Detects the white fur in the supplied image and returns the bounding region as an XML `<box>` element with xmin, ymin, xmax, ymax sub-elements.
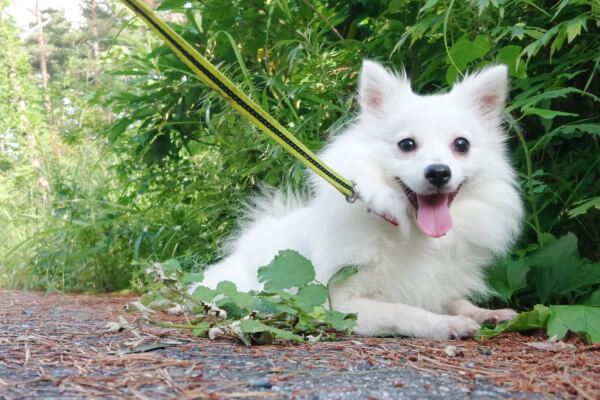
<box><xmin>196</xmin><ymin>61</ymin><xmax>523</xmax><ymax>339</ymax></box>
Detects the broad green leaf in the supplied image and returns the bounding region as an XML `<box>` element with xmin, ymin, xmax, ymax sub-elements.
<box><xmin>547</xmin><ymin>305</ymin><xmax>600</xmax><ymax>343</ymax></box>
<box><xmin>108</xmin><ymin>118</ymin><xmax>133</xmax><ymax>142</ymax></box>
<box><xmin>161</xmin><ymin>259</ymin><xmax>182</xmax><ymax>277</ymax></box>
<box><xmin>529</xmin><ymin>260</ymin><xmax>600</xmax><ymax>303</ymax></box>
<box><xmin>187</xmin><ymin>141</ymin><xmax>204</xmax><ymax>156</ymax></box>
<box><xmin>258</xmin><ymin>250</ymin><xmax>316</xmax><ymax>291</ymax></box>
<box><xmin>496</xmin><ymin>45</ymin><xmax>527</xmax><ymax>78</ymax></box>
<box><xmin>388</xmin><ymin>0</ymin><xmax>405</xmax><ymax>12</ymax></box>
<box><xmin>141</xmin><ymin>292</ymin><xmax>163</xmax><ymax>307</ymax></box>
<box><xmin>328</xmin><ymin>265</ymin><xmax>359</xmax><ymax>287</ymax></box>
<box><xmin>215</xmin><ymin>281</ymin><xmax>254</xmax><ymax>310</ymax></box>
<box><xmin>580</xmin><ymin>290</ymin><xmax>600</xmax><ymax>306</ymax></box>
<box><xmin>321</xmin><ymin>310</ymin><xmax>357</xmax><ymax>332</ymax></box>
<box><xmin>239</xmin><ymin>320</ymin><xmax>304</xmax><ymax>342</ymax></box>
<box><xmin>487</xmin><ymin>259</ymin><xmax>530</xmax><ymax>302</ymax></box>
<box><xmin>525</xmin><ymin>234</ymin><xmax>600</xmax><ymax>303</ymax></box>
<box><xmin>192</xmin><ymin>285</ymin><xmax>217</xmax><ymax>303</ymax></box>
<box><xmin>528</xmin><ymin>233</ymin><xmax>580</xmax><ymax>269</ymax></box>
<box><xmin>295</xmin><ymin>284</ymin><xmax>328</xmax><ymax>311</ymax></box>
<box><xmin>477</xmin><ymin>304</ymin><xmax>550</xmax><ymax>339</ymax></box>
<box><xmin>446</xmin><ymin>35</ymin><xmax>491</xmax><ymax>84</ymax></box>
<box><xmin>183</xmin><ymin>272</ymin><xmax>204</xmax><ymax>285</ymax></box>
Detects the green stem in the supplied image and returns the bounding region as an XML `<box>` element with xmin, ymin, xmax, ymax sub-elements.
<box><xmin>508</xmin><ymin>115</ymin><xmax>542</xmax><ymax>243</ymax></box>
<box><xmin>443</xmin><ymin>0</ymin><xmax>463</xmax><ymax>79</ymax></box>
<box><xmin>148</xmin><ymin>318</ymin><xmax>197</xmax><ymax>330</ymax></box>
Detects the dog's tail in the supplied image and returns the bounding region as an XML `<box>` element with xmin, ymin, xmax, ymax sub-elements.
<box><xmin>242</xmin><ymin>185</ymin><xmax>308</xmax><ymax>220</ymax></box>
<box><xmin>218</xmin><ymin>185</ymin><xmax>308</xmax><ymax>255</ymax></box>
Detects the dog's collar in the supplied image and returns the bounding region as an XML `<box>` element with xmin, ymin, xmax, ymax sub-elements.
<box><xmin>368</xmin><ymin>209</ymin><xmax>399</xmax><ymax>226</ymax></box>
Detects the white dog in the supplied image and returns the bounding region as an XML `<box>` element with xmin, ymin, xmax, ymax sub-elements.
<box><xmin>196</xmin><ymin>61</ymin><xmax>523</xmax><ymax>339</ymax></box>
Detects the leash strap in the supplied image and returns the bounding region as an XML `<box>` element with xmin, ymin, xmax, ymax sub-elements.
<box><xmin>120</xmin><ymin>0</ymin><xmax>358</xmax><ymax>201</ymax></box>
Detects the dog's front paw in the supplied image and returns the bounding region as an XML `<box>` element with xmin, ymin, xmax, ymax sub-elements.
<box><xmin>474</xmin><ymin>308</ymin><xmax>517</xmax><ymax>325</ymax></box>
<box><xmin>432</xmin><ymin>315</ymin><xmax>480</xmax><ymax>340</ymax></box>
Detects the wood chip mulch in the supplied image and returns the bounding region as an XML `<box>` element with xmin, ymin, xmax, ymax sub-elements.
<box><xmin>0</xmin><ymin>289</ymin><xmax>598</xmax><ymax>399</ymax></box>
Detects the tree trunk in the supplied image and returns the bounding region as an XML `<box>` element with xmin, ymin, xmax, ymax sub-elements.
<box><xmin>4</xmin><ymin>38</ymin><xmax>50</xmax><ymax>206</ymax></box>
<box><xmin>90</xmin><ymin>0</ymin><xmax>100</xmax><ymax>80</ymax></box>
<box><xmin>35</xmin><ymin>0</ymin><xmax>51</xmax><ymax>115</ymax></box>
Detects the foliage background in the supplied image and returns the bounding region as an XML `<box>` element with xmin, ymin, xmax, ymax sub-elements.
<box><xmin>0</xmin><ymin>0</ymin><xmax>598</xmax><ymax>312</ymax></box>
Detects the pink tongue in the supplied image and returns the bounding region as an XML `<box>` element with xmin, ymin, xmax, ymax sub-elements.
<box><xmin>416</xmin><ymin>194</ymin><xmax>452</xmax><ymax>238</ymax></box>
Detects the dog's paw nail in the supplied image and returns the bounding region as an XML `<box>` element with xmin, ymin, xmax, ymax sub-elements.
<box><xmin>480</xmin><ymin>308</ymin><xmax>517</xmax><ymax>325</ymax></box>
<box><xmin>436</xmin><ymin>316</ymin><xmax>480</xmax><ymax>340</ymax></box>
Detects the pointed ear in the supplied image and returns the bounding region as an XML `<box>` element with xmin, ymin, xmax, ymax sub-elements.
<box><xmin>453</xmin><ymin>65</ymin><xmax>508</xmax><ymax>119</ymax></box>
<box><xmin>359</xmin><ymin>60</ymin><xmax>406</xmax><ymax>116</ymax></box>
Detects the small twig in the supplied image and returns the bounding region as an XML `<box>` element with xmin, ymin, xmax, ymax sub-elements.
<box><xmin>562</xmin><ymin>379</ymin><xmax>596</xmax><ymax>400</ymax></box>
<box><xmin>301</xmin><ymin>0</ymin><xmax>344</xmax><ymax>41</ymax></box>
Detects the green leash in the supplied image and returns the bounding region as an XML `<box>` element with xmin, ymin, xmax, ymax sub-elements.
<box><xmin>120</xmin><ymin>0</ymin><xmax>358</xmax><ymax>202</ymax></box>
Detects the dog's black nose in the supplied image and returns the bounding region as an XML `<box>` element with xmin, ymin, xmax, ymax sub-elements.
<box><xmin>425</xmin><ymin>164</ymin><xmax>451</xmax><ymax>187</ymax></box>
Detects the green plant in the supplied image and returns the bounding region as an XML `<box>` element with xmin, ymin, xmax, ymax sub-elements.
<box><xmin>139</xmin><ymin>250</ymin><xmax>356</xmax><ymax>345</ymax></box>
<box><xmin>1</xmin><ymin>0</ymin><xmax>598</xmax><ymax>343</ymax></box>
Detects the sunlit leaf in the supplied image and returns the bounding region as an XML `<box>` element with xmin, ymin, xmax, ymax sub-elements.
<box><xmin>258</xmin><ymin>250</ymin><xmax>315</xmax><ymax>291</ymax></box>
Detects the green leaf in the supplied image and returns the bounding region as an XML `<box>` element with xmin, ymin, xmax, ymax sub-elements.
<box><xmin>161</xmin><ymin>259</ymin><xmax>182</xmax><ymax>277</ymax></box>
<box><xmin>321</xmin><ymin>310</ymin><xmax>357</xmax><ymax>332</ymax></box>
<box><xmin>508</xmin><ymin>87</ymin><xmax>582</xmax><ymax>113</ymax></box>
<box><xmin>108</xmin><ymin>118</ymin><xmax>133</xmax><ymax>142</ymax></box>
<box><xmin>387</xmin><ymin>0</ymin><xmax>405</xmax><ymax>12</ymax></box>
<box><xmin>579</xmin><ymin>290</ymin><xmax>600</xmax><ymax>306</ymax></box>
<box><xmin>547</xmin><ymin>305</ymin><xmax>600</xmax><ymax>343</ymax></box>
<box><xmin>529</xmin><ymin>261</ymin><xmax>600</xmax><ymax>303</ymax></box>
<box><xmin>258</xmin><ymin>250</ymin><xmax>316</xmax><ymax>291</ymax></box>
<box><xmin>496</xmin><ymin>45</ymin><xmax>527</xmax><ymax>78</ymax></box>
<box><xmin>157</xmin><ymin>0</ymin><xmax>190</xmax><ymax>11</ymax></box>
<box><xmin>328</xmin><ymin>265</ymin><xmax>359</xmax><ymax>287</ymax></box>
<box><xmin>295</xmin><ymin>284</ymin><xmax>328</xmax><ymax>311</ymax></box>
<box><xmin>478</xmin><ymin>305</ymin><xmax>600</xmax><ymax>344</ymax></box>
<box><xmin>446</xmin><ymin>35</ymin><xmax>491</xmax><ymax>84</ymax></box>
<box><xmin>419</xmin><ymin>0</ymin><xmax>440</xmax><ymax>13</ymax></box>
<box><xmin>141</xmin><ymin>292</ymin><xmax>163</xmax><ymax>307</ymax></box>
<box><xmin>239</xmin><ymin>320</ymin><xmax>304</xmax><ymax>342</ymax></box>
<box><xmin>215</xmin><ymin>281</ymin><xmax>254</xmax><ymax>310</ymax></box>
<box><xmin>568</xmin><ymin>197</ymin><xmax>600</xmax><ymax>218</ymax></box>
<box><xmin>183</xmin><ymin>272</ymin><xmax>204</xmax><ymax>285</ymax></box>
<box><xmin>191</xmin><ymin>285</ymin><xmax>217</xmax><ymax>303</ymax></box>
<box><xmin>525</xmin><ymin>234</ymin><xmax>600</xmax><ymax>303</ymax></box>
<box><xmin>522</xmin><ymin>107</ymin><xmax>578</xmax><ymax>119</ymax></box>
<box><xmin>527</xmin><ymin>233</ymin><xmax>580</xmax><ymax>269</ymax></box>
<box><xmin>487</xmin><ymin>259</ymin><xmax>530</xmax><ymax>302</ymax></box>
<box><xmin>477</xmin><ymin>304</ymin><xmax>550</xmax><ymax>339</ymax></box>
<box><xmin>474</xmin><ymin>0</ymin><xmax>491</xmax><ymax>14</ymax></box>
<box><xmin>191</xmin><ymin>322</ymin><xmax>210</xmax><ymax>337</ymax></box>
<box><xmin>565</xmin><ymin>16</ymin><xmax>587</xmax><ymax>43</ymax></box>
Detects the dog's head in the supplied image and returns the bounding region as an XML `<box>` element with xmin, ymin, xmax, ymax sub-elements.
<box><xmin>357</xmin><ymin>60</ymin><xmax>510</xmax><ymax>238</ymax></box>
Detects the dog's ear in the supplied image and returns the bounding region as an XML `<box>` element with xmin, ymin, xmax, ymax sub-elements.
<box><xmin>453</xmin><ymin>65</ymin><xmax>508</xmax><ymax>120</ymax></box>
<box><xmin>359</xmin><ymin>60</ymin><xmax>407</xmax><ymax>116</ymax></box>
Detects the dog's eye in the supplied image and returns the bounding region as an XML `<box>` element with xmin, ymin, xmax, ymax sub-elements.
<box><xmin>398</xmin><ymin>138</ymin><xmax>416</xmax><ymax>152</ymax></box>
<box><xmin>453</xmin><ymin>137</ymin><xmax>470</xmax><ymax>154</ymax></box>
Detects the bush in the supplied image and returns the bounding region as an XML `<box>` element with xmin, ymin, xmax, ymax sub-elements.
<box><xmin>2</xmin><ymin>0</ymin><xmax>598</xmax><ymax>307</ymax></box>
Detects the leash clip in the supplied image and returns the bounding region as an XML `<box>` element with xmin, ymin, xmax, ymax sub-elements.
<box><xmin>345</xmin><ymin>181</ymin><xmax>360</xmax><ymax>203</ymax></box>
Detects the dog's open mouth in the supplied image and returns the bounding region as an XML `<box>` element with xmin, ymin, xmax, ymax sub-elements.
<box><xmin>397</xmin><ymin>179</ymin><xmax>459</xmax><ymax>238</ymax></box>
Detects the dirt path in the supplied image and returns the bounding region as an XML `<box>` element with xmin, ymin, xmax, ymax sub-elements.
<box><xmin>0</xmin><ymin>289</ymin><xmax>598</xmax><ymax>399</ymax></box>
